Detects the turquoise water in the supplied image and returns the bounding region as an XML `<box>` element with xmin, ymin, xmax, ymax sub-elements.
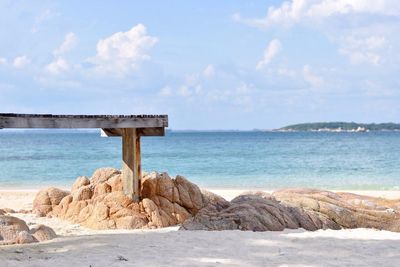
<box><xmin>0</xmin><ymin>130</ymin><xmax>399</xmax><ymax>190</ymax></box>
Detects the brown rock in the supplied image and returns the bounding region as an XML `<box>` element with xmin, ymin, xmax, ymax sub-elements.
<box><xmin>33</xmin><ymin>187</ymin><xmax>69</xmax><ymax>216</ymax></box>
<box><xmin>30</xmin><ymin>224</ymin><xmax>57</xmax><ymax>242</ymax></box>
<box><xmin>0</xmin><ymin>215</ymin><xmax>30</xmax><ymax>243</ymax></box>
<box><xmin>142</xmin><ymin>198</ymin><xmax>167</xmax><ymax>227</ymax></box>
<box><xmin>141</xmin><ymin>172</ymin><xmax>158</xmax><ymax>197</ymax></box>
<box><xmin>115</xmin><ymin>214</ymin><xmax>148</xmax><ymax>229</ymax></box>
<box><xmin>182</xmin><ymin>189</ymin><xmax>400</xmax><ymax>232</ymax></box>
<box><xmin>63</xmin><ymin>200</ymin><xmax>88</xmax><ymax>220</ymax></box>
<box><xmin>175</xmin><ymin>175</ymin><xmax>204</xmax><ymax>212</ymax></box>
<box><xmin>82</xmin><ymin>202</ymin><xmax>110</xmax><ymax>229</ymax></box>
<box><xmin>77</xmin><ymin>204</ymin><xmax>94</xmax><ymax>223</ymax></box>
<box><xmin>91</xmin><ymin>168</ymin><xmax>120</xmax><ymax>185</ymax></box>
<box><xmin>73</xmin><ymin>185</ymin><xmax>93</xmax><ymax>201</ymax></box>
<box><xmin>93</xmin><ymin>182</ymin><xmax>112</xmax><ymax>198</ymax></box>
<box><xmin>16</xmin><ymin>231</ymin><xmax>38</xmax><ymax>244</ymax></box>
<box><xmin>71</xmin><ymin>176</ymin><xmax>90</xmax><ymax>192</ymax></box>
<box><xmin>32</xmin><ymin>169</ymin><xmax>222</xmax><ymax>230</ymax></box>
<box><xmin>108</xmin><ymin>174</ymin><xmax>123</xmax><ymax>192</ymax></box>
<box><xmin>156</xmin><ymin>173</ymin><xmax>175</xmax><ymax>202</ymax></box>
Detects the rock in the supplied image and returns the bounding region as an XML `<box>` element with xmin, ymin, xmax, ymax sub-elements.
<box><xmin>0</xmin><ymin>209</ymin><xmax>5</xmax><ymax>215</ymax></box>
<box><xmin>115</xmin><ymin>214</ymin><xmax>148</xmax><ymax>229</ymax></box>
<box><xmin>39</xmin><ymin>170</ymin><xmax>212</xmax><ymax>230</ymax></box>
<box><xmin>16</xmin><ymin>231</ymin><xmax>37</xmax><ymax>244</ymax></box>
<box><xmin>36</xmin><ymin>167</ymin><xmax>400</xmax><ymax>233</ymax></box>
<box><xmin>155</xmin><ymin>173</ymin><xmax>175</xmax><ymax>202</ymax></box>
<box><xmin>72</xmin><ymin>185</ymin><xmax>93</xmax><ymax>201</ymax></box>
<box><xmin>30</xmin><ymin>225</ymin><xmax>57</xmax><ymax>242</ymax></box>
<box><xmin>142</xmin><ymin>198</ymin><xmax>166</xmax><ymax>228</ymax></box>
<box><xmin>2</xmin><ymin>208</ymin><xmax>16</xmax><ymax>214</ymax></box>
<box><xmin>82</xmin><ymin>202</ymin><xmax>110</xmax><ymax>230</ymax></box>
<box><xmin>182</xmin><ymin>189</ymin><xmax>400</xmax><ymax>232</ymax></box>
<box><xmin>0</xmin><ymin>216</ymin><xmax>57</xmax><ymax>246</ymax></box>
<box><xmin>181</xmin><ymin>194</ymin><xmax>324</xmax><ymax>231</ymax></box>
<box><xmin>0</xmin><ymin>215</ymin><xmax>29</xmax><ymax>242</ymax></box>
<box><xmin>71</xmin><ymin>176</ymin><xmax>90</xmax><ymax>192</ymax></box>
<box><xmin>201</xmin><ymin>189</ymin><xmax>231</xmax><ymax>209</ymax></box>
<box><xmin>273</xmin><ymin>189</ymin><xmax>400</xmax><ymax>231</ymax></box>
<box><xmin>33</xmin><ymin>187</ymin><xmax>69</xmax><ymax>216</ymax></box>
<box><xmin>90</xmin><ymin>168</ymin><xmax>120</xmax><ymax>185</ymax></box>
<box><xmin>174</xmin><ymin>175</ymin><xmax>204</xmax><ymax>213</ymax></box>
<box><xmin>93</xmin><ymin>182</ymin><xmax>112</xmax><ymax>198</ymax></box>
<box><xmin>108</xmin><ymin>174</ymin><xmax>123</xmax><ymax>192</ymax></box>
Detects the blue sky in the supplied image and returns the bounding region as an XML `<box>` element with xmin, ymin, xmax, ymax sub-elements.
<box><xmin>0</xmin><ymin>0</ymin><xmax>399</xmax><ymax>129</ymax></box>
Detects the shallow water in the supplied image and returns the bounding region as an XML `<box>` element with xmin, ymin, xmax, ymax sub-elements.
<box><xmin>0</xmin><ymin>130</ymin><xmax>399</xmax><ymax>190</ymax></box>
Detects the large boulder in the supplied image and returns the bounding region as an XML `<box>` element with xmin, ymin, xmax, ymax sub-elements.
<box><xmin>0</xmin><ymin>216</ymin><xmax>56</xmax><ymax>245</ymax></box>
<box><xmin>181</xmin><ymin>193</ymin><xmax>315</xmax><ymax>231</ymax></box>
<box><xmin>0</xmin><ymin>215</ymin><xmax>29</xmax><ymax>242</ymax></box>
<box><xmin>181</xmin><ymin>189</ymin><xmax>400</xmax><ymax>232</ymax></box>
<box><xmin>34</xmin><ymin>169</ymin><xmax>216</xmax><ymax>230</ymax></box>
<box><xmin>33</xmin><ymin>187</ymin><xmax>69</xmax><ymax>216</ymax></box>
<box><xmin>30</xmin><ymin>224</ymin><xmax>57</xmax><ymax>242</ymax></box>
<box><xmin>273</xmin><ymin>189</ymin><xmax>400</xmax><ymax>231</ymax></box>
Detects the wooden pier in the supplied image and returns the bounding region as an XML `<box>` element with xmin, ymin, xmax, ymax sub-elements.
<box><xmin>0</xmin><ymin>113</ymin><xmax>168</xmax><ymax>202</ymax></box>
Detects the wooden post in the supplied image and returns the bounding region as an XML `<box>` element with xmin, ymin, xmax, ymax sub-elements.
<box><xmin>122</xmin><ymin>128</ymin><xmax>141</xmax><ymax>202</ymax></box>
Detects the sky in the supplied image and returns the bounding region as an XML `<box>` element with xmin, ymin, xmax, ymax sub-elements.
<box><xmin>0</xmin><ymin>0</ymin><xmax>399</xmax><ymax>130</ymax></box>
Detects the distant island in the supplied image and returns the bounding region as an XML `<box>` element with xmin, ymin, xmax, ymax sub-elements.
<box><xmin>276</xmin><ymin>122</ymin><xmax>400</xmax><ymax>132</ymax></box>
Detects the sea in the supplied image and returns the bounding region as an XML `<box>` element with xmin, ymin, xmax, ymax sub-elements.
<box><xmin>0</xmin><ymin>130</ymin><xmax>399</xmax><ymax>190</ymax></box>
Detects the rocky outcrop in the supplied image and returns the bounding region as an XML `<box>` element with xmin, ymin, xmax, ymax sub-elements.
<box><xmin>33</xmin><ymin>187</ymin><xmax>69</xmax><ymax>216</ymax></box>
<box><xmin>0</xmin><ymin>215</ymin><xmax>56</xmax><ymax>245</ymax></box>
<box><xmin>33</xmin><ymin>168</ymin><xmax>221</xmax><ymax>230</ymax></box>
<box><xmin>274</xmin><ymin>189</ymin><xmax>400</xmax><ymax>231</ymax></box>
<box><xmin>32</xmin><ymin>167</ymin><xmax>400</xmax><ymax>232</ymax></box>
<box><xmin>181</xmin><ymin>189</ymin><xmax>400</xmax><ymax>232</ymax></box>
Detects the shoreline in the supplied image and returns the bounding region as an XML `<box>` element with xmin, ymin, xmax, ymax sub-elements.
<box><xmin>1</xmin><ymin>188</ymin><xmax>400</xmax><ymax>211</ymax></box>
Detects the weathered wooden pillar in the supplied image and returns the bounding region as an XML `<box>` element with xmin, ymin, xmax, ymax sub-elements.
<box><xmin>122</xmin><ymin>128</ymin><xmax>141</xmax><ymax>202</ymax></box>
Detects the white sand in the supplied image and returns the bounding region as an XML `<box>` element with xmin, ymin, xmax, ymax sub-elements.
<box><xmin>1</xmin><ymin>189</ymin><xmax>400</xmax><ymax>266</ymax></box>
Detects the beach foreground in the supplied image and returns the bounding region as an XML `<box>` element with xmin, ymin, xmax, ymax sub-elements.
<box><xmin>1</xmin><ymin>189</ymin><xmax>400</xmax><ymax>266</ymax></box>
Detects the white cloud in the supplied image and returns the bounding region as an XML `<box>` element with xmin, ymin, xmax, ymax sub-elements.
<box><xmin>54</xmin><ymin>32</ymin><xmax>77</xmax><ymax>56</ymax></box>
<box><xmin>31</xmin><ymin>9</ymin><xmax>59</xmax><ymax>33</ymax></box>
<box><xmin>0</xmin><ymin>57</ymin><xmax>7</xmax><ymax>65</ymax></box>
<box><xmin>203</xmin><ymin>64</ymin><xmax>215</xmax><ymax>77</ymax></box>
<box><xmin>303</xmin><ymin>64</ymin><xmax>323</xmax><ymax>87</ymax></box>
<box><xmin>236</xmin><ymin>1</ymin><xmax>398</xmax><ymax>67</ymax></box>
<box><xmin>13</xmin><ymin>56</ymin><xmax>30</xmax><ymax>68</ymax></box>
<box><xmin>339</xmin><ymin>35</ymin><xmax>386</xmax><ymax>65</ymax></box>
<box><xmin>307</xmin><ymin>0</ymin><xmax>400</xmax><ymax>17</ymax></box>
<box><xmin>256</xmin><ymin>39</ymin><xmax>281</xmax><ymax>70</ymax></box>
<box><xmin>46</xmin><ymin>58</ymin><xmax>69</xmax><ymax>74</ymax></box>
<box><xmin>46</xmin><ymin>32</ymin><xmax>77</xmax><ymax>75</ymax></box>
<box><xmin>234</xmin><ymin>0</ymin><xmax>400</xmax><ymax>28</ymax></box>
<box><xmin>158</xmin><ymin>86</ymin><xmax>172</xmax><ymax>97</ymax></box>
<box><xmin>89</xmin><ymin>24</ymin><xmax>158</xmax><ymax>76</ymax></box>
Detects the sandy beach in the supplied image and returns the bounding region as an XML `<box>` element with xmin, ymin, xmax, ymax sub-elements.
<box><xmin>1</xmin><ymin>189</ymin><xmax>400</xmax><ymax>266</ymax></box>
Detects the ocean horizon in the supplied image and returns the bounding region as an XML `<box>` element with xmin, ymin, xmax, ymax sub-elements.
<box><xmin>0</xmin><ymin>130</ymin><xmax>399</xmax><ymax>191</ymax></box>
